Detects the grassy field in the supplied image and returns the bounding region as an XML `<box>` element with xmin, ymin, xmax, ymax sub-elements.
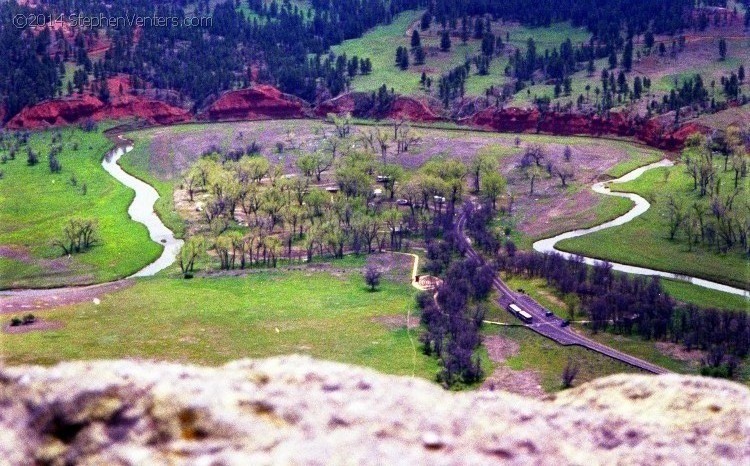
<box><xmin>1</xmin><ymin>258</ymin><xmax>649</xmax><ymax>392</ymax></box>
<box><xmin>0</xmin><ymin>128</ymin><xmax>160</xmax><ymax>289</ymax></box>
<box><xmin>491</xmin><ymin>326</ymin><xmax>642</xmax><ymax>391</ymax></box>
<box><xmin>0</xmin><ymin>265</ymin><xmax>443</xmax><ymax>376</ymax></box>
<box><xmin>557</xmin><ymin>162</ymin><xmax>748</xmax><ymax>290</ymax></box>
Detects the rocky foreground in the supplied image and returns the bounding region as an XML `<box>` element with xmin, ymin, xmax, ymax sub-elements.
<box><xmin>1</xmin><ymin>356</ymin><xmax>748</xmax><ymax>465</ymax></box>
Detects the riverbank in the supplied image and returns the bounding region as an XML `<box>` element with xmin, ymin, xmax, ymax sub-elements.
<box><xmin>533</xmin><ymin>160</ymin><xmax>749</xmax><ymax>298</ymax></box>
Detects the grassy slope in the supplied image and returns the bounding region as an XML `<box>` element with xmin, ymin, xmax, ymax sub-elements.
<box><xmin>0</xmin><ymin>129</ymin><xmax>160</xmax><ymax>289</ymax></box>
<box><xmin>332</xmin><ymin>10</ymin><xmax>424</xmax><ymax>95</ymax></box>
<box><xmin>332</xmin><ymin>11</ymin><xmax>591</xmax><ymax>98</ymax></box>
<box><xmin>1</xmin><ymin>269</ymin><xmax>438</xmax><ymax>378</ymax></box>
<box><xmin>556</xmin><ymin>163</ymin><xmax>749</xmax><ymax>290</ymax></box>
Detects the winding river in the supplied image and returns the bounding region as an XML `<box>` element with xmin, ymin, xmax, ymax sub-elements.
<box><xmin>101</xmin><ymin>142</ymin><xmax>183</xmax><ymax>277</ymax></box>
<box><xmin>533</xmin><ymin>160</ymin><xmax>750</xmax><ymax>299</ymax></box>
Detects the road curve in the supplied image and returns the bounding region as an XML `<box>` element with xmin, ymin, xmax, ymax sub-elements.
<box><xmin>533</xmin><ymin>160</ymin><xmax>749</xmax><ymax>298</ymax></box>
<box><xmin>456</xmin><ymin>209</ymin><xmax>670</xmax><ymax>375</ymax></box>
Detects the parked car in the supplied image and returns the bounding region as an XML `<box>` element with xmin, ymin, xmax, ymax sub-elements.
<box><xmin>396</xmin><ymin>199</ymin><xmax>411</xmax><ymax>206</ymax></box>
<box><xmin>560</xmin><ymin>320</ymin><xmax>570</xmax><ymax>327</ymax></box>
<box><xmin>545</xmin><ymin>310</ymin><xmax>553</xmax><ymax>317</ymax></box>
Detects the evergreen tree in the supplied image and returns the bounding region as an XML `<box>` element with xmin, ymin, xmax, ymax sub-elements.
<box><xmin>413</xmin><ymin>46</ymin><xmax>426</xmax><ymax>65</ymax></box>
<box><xmin>411</xmin><ymin>30</ymin><xmax>421</xmax><ymax>48</ymax></box>
<box><xmin>421</xmin><ymin>12</ymin><xmax>432</xmax><ymax>30</ymax></box>
<box><xmin>608</xmin><ymin>49</ymin><xmax>618</xmax><ymax>69</ymax></box>
<box><xmin>622</xmin><ymin>39</ymin><xmax>633</xmax><ymax>72</ymax></box>
<box><xmin>440</xmin><ymin>31</ymin><xmax>452</xmax><ymax>52</ymax></box>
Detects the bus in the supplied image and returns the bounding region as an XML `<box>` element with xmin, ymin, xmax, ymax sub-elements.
<box><xmin>509</xmin><ymin>303</ymin><xmax>533</xmax><ymax>324</ymax></box>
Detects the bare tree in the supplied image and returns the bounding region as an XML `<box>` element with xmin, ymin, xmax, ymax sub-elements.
<box><xmin>665</xmin><ymin>194</ymin><xmax>686</xmax><ymax>240</ymax></box>
<box><xmin>554</xmin><ymin>163</ymin><xmax>575</xmax><ymax>187</ymax></box>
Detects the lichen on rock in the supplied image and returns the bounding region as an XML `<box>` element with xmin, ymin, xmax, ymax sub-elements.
<box><xmin>0</xmin><ymin>356</ymin><xmax>748</xmax><ymax>465</ymax></box>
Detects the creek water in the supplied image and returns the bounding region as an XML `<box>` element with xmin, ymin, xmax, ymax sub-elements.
<box><xmin>101</xmin><ymin>144</ymin><xmax>183</xmax><ymax>277</ymax></box>
<box><xmin>532</xmin><ymin>160</ymin><xmax>749</xmax><ymax>298</ymax></box>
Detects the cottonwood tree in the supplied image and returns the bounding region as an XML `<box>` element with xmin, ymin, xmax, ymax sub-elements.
<box><xmin>297</xmin><ymin>151</ymin><xmax>333</xmax><ymax>182</ymax></box>
<box><xmin>469</xmin><ymin>151</ymin><xmax>499</xmax><ymax>193</ymax></box>
<box><xmin>525</xmin><ymin>164</ymin><xmax>543</xmax><ymax>195</ymax></box>
<box><xmin>554</xmin><ymin>163</ymin><xmax>575</xmax><ymax>187</ymax></box>
<box><xmin>480</xmin><ymin>172</ymin><xmax>507</xmax><ymax>210</ymax></box>
<box><xmin>329</xmin><ymin>113</ymin><xmax>351</xmax><ymax>138</ymax></box>
<box><xmin>179</xmin><ymin>236</ymin><xmax>206</xmax><ymax>277</ymax></box>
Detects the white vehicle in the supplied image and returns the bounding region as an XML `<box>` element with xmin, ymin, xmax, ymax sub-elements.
<box><xmin>509</xmin><ymin>304</ymin><xmax>533</xmax><ymax>324</ymax></box>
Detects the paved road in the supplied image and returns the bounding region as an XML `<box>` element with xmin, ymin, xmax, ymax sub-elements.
<box><xmin>456</xmin><ymin>208</ymin><xmax>670</xmax><ymax>375</ymax></box>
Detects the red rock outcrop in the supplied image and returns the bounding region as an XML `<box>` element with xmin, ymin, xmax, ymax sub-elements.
<box><xmin>5</xmin><ymin>75</ymin><xmax>191</xmax><ymax>129</ymax></box>
<box><xmin>200</xmin><ymin>85</ymin><xmax>311</xmax><ymax>121</ymax></box>
<box><xmin>315</xmin><ymin>93</ymin><xmax>359</xmax><ymax>117</ymax></box>
<box><xmin>6</xmin><ymin>95</ymin><xmax>105</xmax><ymax>129</ymax></box>
<box><xmin>315</xmin><ymin>92</ymin><xmax>443</xmax><ymax>122</ymax></box>
<box><xmin>388</xmin><ymin>96</ymin><xmax>442</xmax><ymax>122</ymax></box>
<box><xmin>468</xmin><ymin>107</ymin><xmax>707</xmax><ymax>151</ymax></box>
<box><xmin>6</xmin><ymin>94</ymin><xmax>190</xmax><ymax>130</ymax></box>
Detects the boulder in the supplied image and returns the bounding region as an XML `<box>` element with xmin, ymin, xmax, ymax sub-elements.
<box><xmin>1</xmin><ymin>356</ymin><xmax>748</xmax><ymax>465</ymax></box>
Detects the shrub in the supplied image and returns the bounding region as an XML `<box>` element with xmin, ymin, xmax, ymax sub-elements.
<box><xmin>10</xmin><ymin>317</ymin><xmax>22</xmax><ymax>327</ymax></box>
<box><xmin>27</xmin><ymin>148</ymin><xmax>38</xmax><ymax>166</ymax></box>
<box><xmin>49</xmin><ymin>152</ymin><xmax>62</xmax><ymax>173</ymax></box>
<box><xmin>364</xmin><ymin>265</ymin><xmax>381</xmax><ymax>291</ymax></box>
<box><xmin>22</xmin><ymin>314</ymin><xmax>36</xmax><ymax>325</ymax></box>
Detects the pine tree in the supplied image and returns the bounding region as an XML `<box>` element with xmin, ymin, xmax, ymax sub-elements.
<box><xmin>411</xmin><ymin>30</ymin><xmax>421</xmax><ymax>48</ymax></box>
<box><xmin>608</xmin><ymin>49</ymin><xmax>618</xmax><ymax>69</ymax></box>
<box><xmin>440</xmin><ymin>31</ymin><xmax>451</xmax><ymax>52</ymax></box>
<box><xmin>420</xmin><ymin>12</ymin><xmax>431</xmax><ymax>30</ymax></box>
<box><xmin>622</xmin><ymin>39</ymin><xmax>633</xmax><ymax>72</ymax></box>
<box><xmin>413</xmin><ymin>46</ymin><xmax>426</xmax><ymax>65</ymax></box>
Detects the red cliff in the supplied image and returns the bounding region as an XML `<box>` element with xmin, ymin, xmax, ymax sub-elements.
<box><xmin>469</xmin><ymin>107</ymin><xmax>707</xmax><ymax>151</ymax></box>
<box><xmin>6</xmin><ymin>95</ymin><xmax>190</xmax><ymax>130</ymax></box>
<box><xmin>200</xmin><ymin>85</ymin><xmax>311</xmax><ymax>121</ymax></box>
<box><xmin>6</xmin><ymin>76</ymin><xmax>190</xmax><ymax>130</ymax></box>
<box><xmin>315</xmin><ymin>93</ymin><xmax>443</xmax><ymax>122</ymax></box>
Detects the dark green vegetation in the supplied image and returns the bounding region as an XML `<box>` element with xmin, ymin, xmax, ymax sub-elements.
<box><xmin>3</xmin><ymin>0</ymin><xmax>747</xmax><ymax>122</ymax></box>
<box><xmin>0</xmin><ymin>128</ymin><xmax>160</xmax><ymax>289</ymax></box>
